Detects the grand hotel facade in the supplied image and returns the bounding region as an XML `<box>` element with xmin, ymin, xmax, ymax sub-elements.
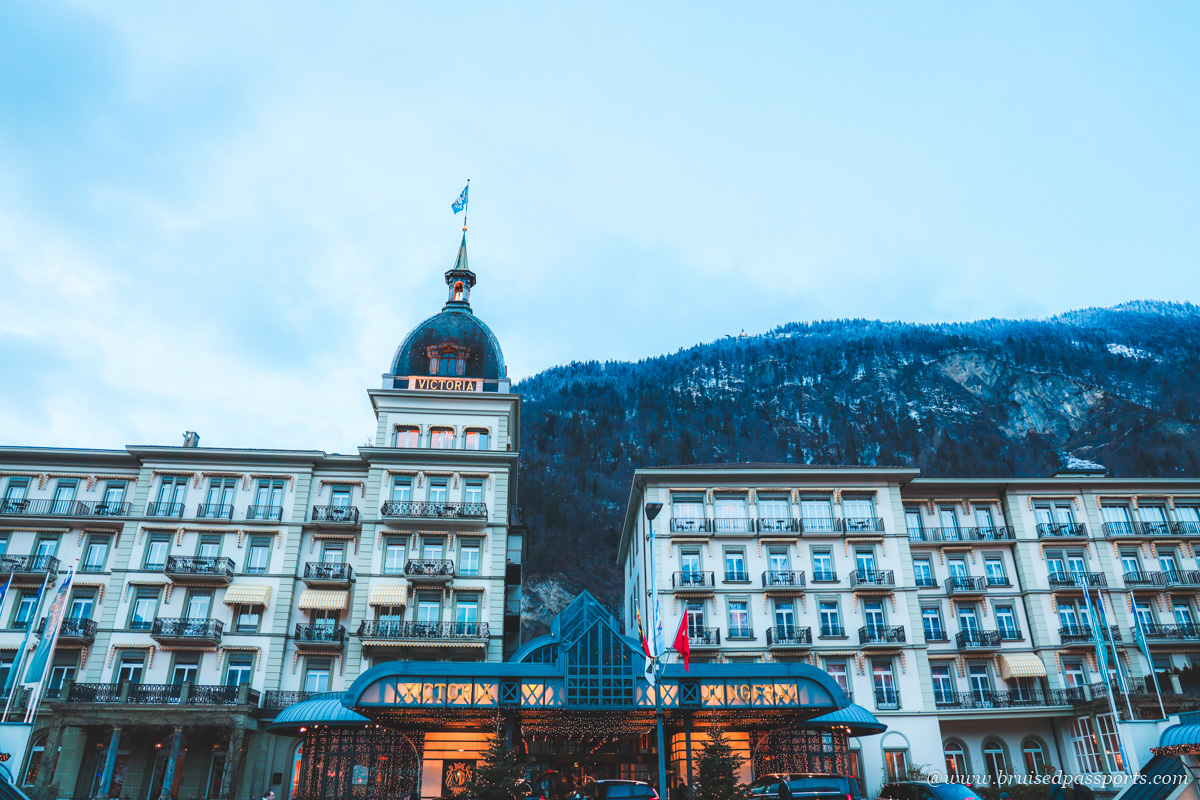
<box><xmin>0</xmin><ymin>235</ymin><xmax>1196</xmax><ymax>800</ymax></box>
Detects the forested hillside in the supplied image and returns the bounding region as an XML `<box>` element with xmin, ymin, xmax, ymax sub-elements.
<box><xmin>515</xmin><ymin>301</ymin><xmax>1200</xmax><ymax>628</ymax></box>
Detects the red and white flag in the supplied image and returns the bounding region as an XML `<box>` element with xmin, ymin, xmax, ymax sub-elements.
<box><xmin>673</xmin><ymin>616</ymin><xmax>691</xmax><ymax>671</ymax></box>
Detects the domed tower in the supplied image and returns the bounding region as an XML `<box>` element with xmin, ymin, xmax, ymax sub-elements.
<box><xmin>383</xmin><ymin>234</ymin><xmax>508</xmax><ymax>391</ymax></box>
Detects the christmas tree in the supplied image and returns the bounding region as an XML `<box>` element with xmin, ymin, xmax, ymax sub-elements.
<box><xmin>692</xmin><ymin>728</ymin><xmax>747</xmax><ymax>800</ymax></box>
<box><xmin>466</xmin><ymin>734</ymin><xmax>527</xmax><ymax>800</ymax></box>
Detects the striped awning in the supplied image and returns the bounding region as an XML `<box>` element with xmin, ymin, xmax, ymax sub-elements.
<box><xmin>223</xmin><ymin>584</ymin><xmax>272</xmax><ymax>607</ymax></box>
<box><xmin>998</xmin><ymin>652</ymin><xmax>1048</xmax><ymax>680</ymax></box>
<box><xmin>298</xmin><ymin>589</ymin><xmax>349</xmax><ymax>611</ymax></box>
<box><xmin>368</xmin><ymin>584</ymin><xmax>407</xmax><ymax>607</ymax></box>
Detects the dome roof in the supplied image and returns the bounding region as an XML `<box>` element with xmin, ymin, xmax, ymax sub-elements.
<box><xmin>802</xmin><ymin>703</ymin><xmax>887</xmax><ymax>737</ymax></box>
<box><xmin>265</xmin><ymin>692</ymin><xmax>369</xmax><ymax>734</ymax></box>
<box><xmin>389</xmin><ymin>308</ymin><xmax>506</xmax><ymax>381</ymax></box>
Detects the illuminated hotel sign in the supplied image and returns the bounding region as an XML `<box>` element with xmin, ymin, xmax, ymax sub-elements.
<box><xmin>410</xmin><ymin>377</ymin><xmax>481</xmax><ymax>392</ymax></box>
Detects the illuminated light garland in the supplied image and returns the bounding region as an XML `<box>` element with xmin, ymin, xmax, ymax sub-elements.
<box><xmin>1150</xmin><ymin>745</ymin><xmax>1199</xmax><ymax>757</ymax></box>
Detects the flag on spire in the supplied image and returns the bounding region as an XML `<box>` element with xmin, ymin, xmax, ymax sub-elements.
<box><xmin>451</xmin><ymin>183</ymin><xmax>469</xmax><ymax>214</ymax></box>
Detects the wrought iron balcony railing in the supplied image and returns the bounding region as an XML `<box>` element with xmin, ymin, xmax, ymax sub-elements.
<box><xmin>757</xmin><ymin>517</ymin><xmax>799</xmax><ymax>533</ymax></box>
<box><xmin>842</xmin><ymin>517</ymin><xmax>885</xmax><ymax>532</ymax></box>
<box><xmin>0</xmin><ymin>499</ymin><xmax>80</xmax><ymax>516</ymax></box>
<box><xmin>672</xmin><ymin>571</ymin><xmax>714</xmax><ymax>588</ymax></box>
<box><xmin>850</xmin><ymin>569</ymin><xmax>895</xmax><ymax>588</ymax></box>
<box><xmin>0</xmin><ymin>554</ymin><xmax>60</xmax><ymax>578</ymax></box>
<box><xmin>874</xmin><ymin>688</ymin><xmax>901</xmax><ymax>710</ymax></box>
<box><xmin>762</xmin><ymin>570</ymin><xmax>805</xmax><ymax>588</ymax></box>
<box><xmin>910</xmin><ymin>526</ymin><xmax>1014</xmax><ymax>542</ymax></box>
<box><xmin>956</xmin><ymin>630</ymin><xmax>1002</xmax><ymax>648</ymax></box>
<box><xmin>1166</xmin><ymin>570</ymin><xmax>1200</xmax><ymax>587</ymax></box>
<box><xmin>264</xmin><ymin>690</ymin><xmax>320</xmax><ymax>710</ymax></box>
<box><xmin>357</xmin><ymin>620</ymin><xmax>489</xmax><ymax>641</ymax></box>
<box><xmin>986</xmin><ymin>575</ymin><xmax>1012</xmax><ymax>587</ymax></box>
<box><xmin>146</xmin><ymin>501</ymin><xmax>185</xmax><ymax>518</ymax></box>
<box><xmin>165</xmin><ymin>555</ymin><xmax>235</xmax><ymax>580</ymax></box>
<box><xmin>724</xmin><ymin>571</ymin><xmax>750</xmax><ymax>583</ymax></box>
<box><xmin>924</xmin><ymin>628</ymin><xmax>948</xmax><ymax>642</ymax></box>
<box><xmin>67</xmin><ymin>682</ymin><xmax>257</xmax><ymax>706</ymax></box>
<box><xmin>811</xmin><ymin>570</ymin><xmax>838</xmax><ymax>582</ymax></box>
<box><xmin>712</xmin><ymin>517</ymin><xmax>752</xmax><ymax>534</ymax></box>
<box><xmin>800</xmin><ymin>517</ymin><xmax>841</xmax><ymax>533</ymax></box>
<box><xmin>1103</xmin><ymin>520</ymin><xmax>1184</xmax><ymax>537</ymax></box>
<box><xmin>688</xmin><ymin>627</ymin><xmax>720</xmax><ymax>647</ymax></box>
<box><xmin>1048</xmin><ymin>571</ymin><xmax>1107</xmax><ymax>588</ymax></box>
<box><xmin>150</xmin><ymin>618</ymin><xmax>224</xmax><ymax>642</ymax></box>
<box><xmin>1140</xmin><ymin>622</ymin><xmax>1200</xmax><ymax>641</ymax></box>
<box><xmin>859</xmin><ymin>625</ymin><xmax>906</xmax><ymax>645</ymax></box>
<box><xmin>380</xmin><ymin>501</ymin><xmax>487</xmax><ymax>520</ymax></box>
<box><xmin>1059</xmin><ymin>624</ymin><xmax>1122</xmax><ymax>644</ymax></box>
<box><xmin>196</xmin><ymin>503</ymin><xmax>234</xmax><ymax>520</ymax></box>
<box><xmin>945</xmin><ymin>576</ymin><xmax>986</xmax><ymax>595</ymax></box>
<box><xmin>998</xmin><ymin>627</ymin><xmax>1024</xmax><ymax>641</ymax></box>
<box><xmin>914</xmin><ymin>577</ymin><xmax>938</xmax><ymax>588</ymax></box>
<box><xmin>727</xmin><ymin>625</ymin><xmax>754</xmax><ymax>639</ymax></box>
<box><xmin>935</xmin><ymin>689</ymin><xmax>1060</xmax><ymax>709</ymax></box>
<box><xmin>303</xmin><ymin>561</ymin><xmax>354</xmax><ymax>582</ymax></box>
<box><xmin>294</xmin><ymin>623</ymin><xmax>347</xmax><ymax>647</ymax></box>
<box><xmin>37</xmin><ymin>617</ymin><xmax>96</xmax><ymax>641</ymax></box>
<box><xmin>1124</xmin><ymin>570</ymin><xmax>1167</xmax><ymax>587</ymax></box>
<box><xmin>670</xmin><ymin>517</ymin><xmax>710</xmax><ymax>533</ymax></box>
<box><xmin>1036</xmin><ymin>522</ymin><xmax>1088</xmax><ymax>538</ymax></box>
<box><xmin>766</xmin><ymin>626</ymin><xmax>812</xmax><ymax>646</ymax></box>
<box><xmin>819</xmin><ymin>625</ymin><xmax>846</xmax><ymax>638</ymax></box>
<box><xmin>77</xmin><ymin>501</ymin><xmax>132</xmax><ymax>516</ymax></box>
<box><xmin>246</xmin><ymin>504</ymin><xmax>283</xmax><ymax>521</ymax></box>
<box><xmin>404</xmin><ymin>559</ymin><xmax>455</xmax><ymax>578</ymax></box>
<box><xmin>312</xmin><ymin>505</ymin><xmax>360</xmax><ymax>523</ymax></box>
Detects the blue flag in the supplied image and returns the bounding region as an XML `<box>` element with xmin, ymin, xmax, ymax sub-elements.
<box><xmin>23</xmin><ymin>570</ymin><xmax>72</xmax><ymax>687</ymax></box>
<box><xmin>451</xmin><ymin>184</ymin><xmax>469</xmax><ymax>214</ymax></box>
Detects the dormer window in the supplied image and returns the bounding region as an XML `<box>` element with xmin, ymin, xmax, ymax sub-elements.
<box><xmin>426</xmin><ymin>344</ymin><xmax>471</xmax><ymax>377</ymax></box>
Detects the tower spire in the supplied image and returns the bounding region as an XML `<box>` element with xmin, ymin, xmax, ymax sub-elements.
<box><xmin>443</xmin><ymin>232</ymin><xmax>476</xmax><ymax>312</ymax></box>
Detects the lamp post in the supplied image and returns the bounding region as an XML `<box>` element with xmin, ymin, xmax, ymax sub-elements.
<box><xmin>645</xmin><ymin>502</ymin><xmax>668</xmax><ymax>799</ymax></box>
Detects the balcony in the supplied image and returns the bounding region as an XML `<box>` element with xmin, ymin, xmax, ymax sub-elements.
<box><xmin>874</xmin><ymin>688</ymin><xmax>901</xmax><ymax>710</ymax></box>
<box><xmin>0</xmin><ymin>554</ymin><xmax>60</xmax><ymax>582</ymax></box>
<box><xmin>150</xmin><ymin>618</ymin><xmax>224</xmax><ymax>646</ymax></box>
<box><xmin>762</xmin><ymin>571</ymin><xmax>806</xmax><ymax>592</ymax></box>
<box><xmin>246</xmin><ymin>504</ymin><xmax>283</xmax><ymax>521</ymax></box>
<box><xmin>294</xmin><ymin>623</ymin><xmax>347</xmax><ymax>651</ymax></box>
<box><xmin>859</xmin><ymin>625</ymin><xmax>906</xmax><ymax>646</ymax></box>
<box><xmin>712</xmin><ymin>518</ymin><xmax>753</xmax><ymax>535</ymax></box>
<box><xmin>404</xmin><ymin>559</ymin><xmax>455</xmax><ymax>582</ymax></box>
<box><xmin>955</xmin><ymin>630</ymin><xmax>1002</xmax><ymax>649</ymax></box>
<box><xmin>1125</xmin><ymin>570</ymin><xmax>1167</xmax><ymax>588</ymax></box>
<box><xmin>165</xmin><ymin>555</ymin><xmax>235</xmax><ymax>585</ymax></box>
<box><xmin>196</xmin><ymin>503</ymin><xmax>234</xmax><ymax>520</ymax></box>
<box><xmin>1036</xmin><ymin>522</ymin><xmax>1088</xmax><ymax>538</ymax></box>
<box><xmin>672</xmin><ymin>571</ymin><xmax>715</xmax><ymax>592</ymax></box>
<box><xmin>766</xmin><ymin>626</ymin><xmax>813</xmax><ymax>648</ymax></box>
<box><xmin>1166</xmin><ymin>570</ymin><xmax>1200</xmax><ymax>588</ymax></box>
<box><xmin>986</xmin><ymin>575</ymin><xmax>1012</xmax><ymax>588</ymax></box>
<box><xmin>818</xmin><ymin>625</ymin><xmax>846</xmax><ymax>638</ymax></box>
<box><xmin>944</xmin><ymin>576</ymin><xmax>986</xmax><ymax>596</ymax></box>
<box><xmin>302</xmin><ymin>561</ymin><xmax>354</xmax><ymax>587</ymax></box>
<box><xmin>727</xmin><ymin>626</ymin><xmax>754</xmax><ymax>640</ymax></box>
<box><xmin>843</xmin><ymin>517</ymin><xmax>885</xmax><ymax>533</ymax></box>
<box><xmin>0</xmin><ymin>499</ymin><xmax>80</xmax><ymax>517</ymax></box>
<box><xmin>77</xmin><ymin>500</ymin><xmax>132</xmax><ymax>517</ymax></box>
<box><xmin>1059</xmin><ymin>624</ymin><xmax>1122</xmax><ymax>645</ymax></box>
<box><xmin>67</xmin><ymin>682</ymin><xmax>258</xmax><ymax>706</ymax></box>
<box><xmin>670</xmin><ymin>517</ymin><xmax>711</xmax><ymax>534</ymax></box>
<box><xmin>924</xmin><ymin>629</ymin><xmax>949</xmax><ymax>643</ymax></box>
<box><xmin>909</xmin><ymin>526</ymin><xmax>1014</xmax><ymax>542</ymax></box>
<box><xmin>37</xmin><ymin>617</ymin><xmax>97</xmax><ymax>643</ymax></box>
<box><xmin>1103</xmin><ymin>520</ymin><xmax>1188</xmax><ymax>538</ymax></box>
<box><xmin>688</xmin><ymin>627</ymin><xmax>721</xmax><ymax>649</ymax></box>
<box><xmin>264</xmin><ymin>690</ymin><xmax>320</xmax><ymax>710</ymax></box>
<box><xmin>146</xmin><ymin>501</ymin><xmax>185</xmax><ymax>518</ymax></box>
<box><xmin>312</xmin><ymin>505</ymin><xmax>360</xmax><ymax>525</ymax></box>
<box><xmin>757</xmin><ymin>517</ymin><xmax>799</xmax><ymax>533</ymax></box>
<box><xmin>799</xmin><ymin>517</ymin><xmax>841</xmax><ymax>534</ymax></box>
<box><xmin>850</xmin><ymin>570</ymin><xmax>895</xmax><ymax>590</ymax></box>
<box><xmin>723</xmin><ymin>571</ymin><xmax>750</xmax><ymax>583</ymax></box>
<box><xmin>1140</xmin><ymin>623</ymin><xmax>1200</xmax><ymax>642</ymax></box>
<box><xmin>380</xmin><ymin>501</ymin><xmax>487</xmax><ymax>523</ymax></box>
<box><xmin>811</xmin><ymin>570</ymin><xmax>838</xmax><ymax>583</ymax></box>
<box><xmin>357</xmin><ymin>620</ymin><xmax>489</xmax><ymax>646</ymax></box>
<box><xmin>914</xmin><ymin>576</ymin><xmax>938</xmax><ymax>588</ymax></box>
<box><xmin>1048</xmin><ymin>571</ymin><xmax>1107</xmax><ymax>589</ymax></box>
<box><xmin>934</xmin><ymin>689</ymin><xmax>1063</xmax><ymax>710</ymax></box>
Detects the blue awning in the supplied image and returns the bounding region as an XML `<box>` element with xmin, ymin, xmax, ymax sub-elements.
<box><xmin>267</xmin><ymin>692</ymin><xmax>370</xmax><ymax>734</ymax></box>
<box><xmin>802</xmin><ymin>703</ymin><xmax>887</xmax><ymax>737</ymax></box>
<box><xmin>1158</xmin><ymin>724</ymin><xmax>1200</xmax><ymax>750</ymax></box>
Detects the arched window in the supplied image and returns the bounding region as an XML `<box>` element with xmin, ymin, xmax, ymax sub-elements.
<box><xmin>463</xmin><ymin>429</ymin><xmax>489</xmax><ymax>451</ymax></box>
<box><xmin>453</xmin><ymin>281</ymin><xmax>465</xmax><ymax>301</ymax></box>
<box><xmin>429</xmin><ymin>428</ymin><xmax>455</xmax><ymax>449</ymax></box>
<box><xmin>944</xmin><ymin>741</ymin><xmax>968</xmax><ymax>779</ymax></box>
<box><xmin>21</xmin><ymin>734</ymin><xmax>46</xmax><ymax>788</ymax></box>
<box><xmin>983</xmin><ymin>739</ymin><xmax>1008</xmax><ymax>784</ymax></box>
<box><xmin>1022</xmin><ymin>738</ymin><xmax>1048</xmax><ymax>775</ymax></box>
<box><xmin>393</xmin><ymin>427</ymin><xmax>419</xmax><ymax>448</ymax></box>
<box><xmin>289</xmin><ymin>742</ymin><xmax>304</xmax><ymax>800</ymax></box>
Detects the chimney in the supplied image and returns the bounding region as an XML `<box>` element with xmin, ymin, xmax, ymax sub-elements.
<box><xmin>182</xmin><ymin>431</ymin><xmax>200</xmax><ymax>448</ymax></box>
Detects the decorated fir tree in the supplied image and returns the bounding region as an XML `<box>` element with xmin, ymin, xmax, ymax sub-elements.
<box><xmin>466</xmin><ymin>734</ymin><xmax>526</xmax><ymax>800</ymax></box>
<box><xmin>692</xmin><ymin>728</ymin><xmax>747</xmax><ymax>800</ymax></box>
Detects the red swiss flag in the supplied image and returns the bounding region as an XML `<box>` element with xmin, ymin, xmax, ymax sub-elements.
<box><xmin>673</xmin><ymin>615</ymin><xmax>691</xmax><ymax>671</ymax></box>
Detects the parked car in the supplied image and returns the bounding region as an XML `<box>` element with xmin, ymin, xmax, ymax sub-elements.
<box><xmin>747</xmin><ymin>773</ymin><xmax>864</xmax><ymax>800</ymax></box>
<box><xmin>590</xmin><ymin>780</ymin><xmax>659</xmax><ymax>800</ymax></box>
<box><xmin>877</xmin><ymin>782</ymin><xmax>984</xmax><ymax>800</ymax></box>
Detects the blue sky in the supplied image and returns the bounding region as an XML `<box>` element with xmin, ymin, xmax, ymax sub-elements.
<box><xmin>1</xmin><ymin>2</ymin><xmax>1197</xmax><ymax>453</ymax></box>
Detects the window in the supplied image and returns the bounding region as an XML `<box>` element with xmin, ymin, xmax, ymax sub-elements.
<box><xmin>1101</xmin><ymin>505</ymin><xmax>1134</xmax><ymax>535</ymax></box>
<box><xmin>812</xmin><ymin>550</ymin><xmax>835</xmax><ymax>581</ymax></box>
<box><xmin>842</xmin><ymin>497</ymin><xmax>875</xmax><ymax>529</ymax></box>
<box><xmin>416</xmin><ymin>595</ymin><xmax>441</xmax><ymax>624</ymax></box>
<box><xmin>671</xmin><ymin>495</ymin><xmax>705</xmax><ymax>530</ymax></box>
<box><xmin>1119</xmin><ymin>549</ymin><xmax>1141</xmax><ymax>578</ymax></box>
<box><xmin>144</xmin><ymin>535</ymin><xmax>170</xmax><ymax>570</ymax></box>
<box><xmin>800</xmin><ymin>498</ymin><xmax>835</xmax><ymax>532</ymax></box>
<box><xmin>81</xmin><ymin>536</ymin><xmax>110</xmax><ymax>572</ymax></box>
<box><xmin>116</xmin><ymin>654</ymin><xmax>145</xmax><ymax>683</ymax></box>
<box><xmin>922</xmin><ymin>607</ymin><xmax>945</xmax><ymax>641</ymax></box>
<box><xmin>774</xmin><ymin>600</ymin><xmax>796</xmax><ymax>631</ymax></box>
<box><xmin>758</xmin><ymin>495</ymin><xmax>791</xmax><ymax>530</ymax></box>
<box><xmin>99</xmin><ymin>481</ymin><xmax>126</xmax><ymax>511</ymax></box>
<box><xmin>226</xmin><ymin>654</ymin><xmax>253</xmax><ymax>687</ymax></box>
<box><xmin>2</xmin><ymin>478</ymin><xmax>29</xmax><ymax>507</ymax></box>
<box><xmin>913</xmin><ymin>558</ymin><xmax>934</xmax><ymax>587</ymax></box>
<box><xmin>932</xmin><ymin>665</ymin><xmax>955</xmax><ymax>704</ymax></box>
<box><xmin>984</xmin><ymin>557</ymin><xmax>1008</xmax><ymax>586</ymax></box>
<box><xmin>1175</xmin><ymin>602</ymin><xmax>1195</xmax><ymax>628</ymax></box>
<box><xmin>884</xmin><ymin>749</ymin><xmax>908</xmax><ymax>781</ymax></box>
<box><xmin>1070</xmin><ymin>717</ymin><xmax>1102</xmax><ymax>773</ymax></box>
<box><xmin>974</xmin><ymin>506</ymin><xmax>997</xmax><ymax>533</ymax></box>
<box><xmin>454</xmin><ymin>594</ymin><xmax>480</xmax><ymax>632</ymax></box>
<box><xmin>330</xmin><ymin>485</ymin><xmax>352</xmax><ymax>508</ymax></box>
<box><xmin>938</xmin><ymin>506</ymin><xmax>960</xmax><ymax>537</ymax></box>
<box><xmin>384</xmin><ymin>539</ymin><xmax>406</xmax><ymax>574</ymax></box>
<box><xmin>982</xmin><ymin>740</ymin><xmax>1007</xmax><ymax>784</ymax></box>
<box><xmin>685</xmin><ymin>602</ymin><xmax>706</xmax><ymax>636</ymax></box>
<box><xmin>824</xmin><ymin>660</ymin><xmax>850</xmax><ymax>697</ymax></box>
<box><xmin>203</xmin><ymin>478</ymin><xmax>236</xmax><ymax>518</ymax></box>
<box><xmin>171</xmin><ymin>655</ymin><xmax>200</xmax><ymax>685</ymax></box>
<box><xmin>944</xmin><ymin>741</ymin><xmax>967</xmax><ymax>778</ymax></box>
<box><xmin>463</xmin><ymin>429</ymin><xmax>489</xmax><ymax>450</ymax></box>
<box><xmin>767</xmin><ymin>548</ymin><xmax>790</xmax><ymax>577</ymax></box>
<box><xmin>995</xmin><ymin>606</ymin><xmax>1020</xmax><ymax>639</ymax></box>
<box><xmin>873</xmin><ymin>660</ymin><xmax>898</xmax><ymax>708</ymax></box>
<box><xmin>819</xmin><ymin>602</ymin><xmax>842</xmax><ymax>636</ymax></box>
<box><xmin>428</xmin><ymin>479</ymin><xmax>449</xmax><ymax>503</ymax></box>
<box><xmin>724</xmin><ymin>549</ymin><xmax>747</xmax><ymax>582</ymax></box>
<box><xmin>304</xmin><ymin>659</ymin><xmax>331</xmax><ymax>692</ymax></box>
<box><xmin>184</xmin><ymin>592</ymin><xmax>213</xmax><ymax>621</ymax></box>
<box><xmin>429</xmin><ymin>428</ymin><xmax>455</xmax><ymax>449</ymax></box>
<box><xmin>21</xmin><ymin>736</ymin><xmax>45</xmax><ymax>788</ymax></box>
<box><xmin>320</xmin><ymin>543</ymin><xmax>343</xmax><ymax>566</ymax></box>
<box><xmin>1022</xmin><ymin>738</ymin><xmax>1048</xmax><ymax>775</ymax></box>
<box><xmin>1160</xmin><ymin>549</ymin><xmax>1181</xmax><ymax>579</ymax></box>
<box><xmin>234</xmin><ymin>604</ymin><xmax>261</xmax><ymax>634</ymax></box>
<box><xmin>34</xmin><ymin>538</ymin><xmax>58</xmax><ymax>559</ymax></box>
<box><xmin>946</xmin><ymin>557</ymin><xmax>968</xmax><ymax>578</ymax></box>
<box><xmin>1138</xmin><ymin>505</ymin><xmax>1171</xmax><ymax>535</ymax></box>
<box><xmin>421</xmin><ymin>538</ymin><xmax>445</xmax><ymax>561</ymax></box>
<box><xmin>46</xmin><ymin>652</ymin><xmax>77</xmax><ymax>699</ymax></box>
<box><xmin>197</xmin><ymin>534</ymin><xmax>221</xmax><ymax>560</ymax></box>
<box><xmin>253</xmin><ymin>480</ymin><xmax>285</xmax><ymax>515</ymax></box>
<box><xmin>68</xmin><ymin>591</ymin><xmax>95</xmax><ymax>621</ymax></box>
<box><xmin>129</xmin><ymin>590</ymin><xmax>159</xmax><ymax>630</ymax></box>
<box><xmin>863</xmin><ymin>600</ymin><xmax>886</xmax><ymax>632</ymax></box>
<box><xmin>905</xmin><ymin>508</ymin><xmax>923</xmax><ymax>538</ymax></box>
<box><xmin>854</xmin><ymin>548</ymin><xmax>876</xmax><ymax>576</ymax></box>
<box><xmin>50</xmin><ymin>480</ymin><xmax>77</xmax><ymax>514</ymax></box>
<box><xmin>728</xmin><ymin>600</ymin><xmax>751</xmax><ymax>637</ymax></box>
<box><xmin>12</xmin><ymin>593</ymin><xmax>37</xmax><ymax>630</ymax></box>
<box><xmin>0</xmin><ymin>653</ymin><xmax>12</xmax><ymax>688</ymax></box>
<box><xmin>1096</xmin><ymin>713</ymin><xmax>1124</xmax><ymax>771</ymax></box>
<box><xmin>459</xmin><ymin>540</ymin><xmax>481</xmax><ymax>577</ymax></box>
<box><xmin>1178</xmin><ymin>505</ymin><xmax>1200</xmax><ymax>534</ymax></box>
<box><xmin>377</xmin><ymin>604</ymin><xmax>404</xmax><ymax>625</ymax></box>
<box><xmin>958</xmin><ymin>605</ymin><xmax>980</xmax><ymax>636</ymax></box>
<box><xmin>464</xmin><ymin>479</ymin><xmax>484</xmax><ymax>505</ymax></box>
<box><xmin>391</xmin><ymin>478</ymin><xmax>413</xmax><ymax>502</ymax></box>
<box><xmin>1063</xmin><ymin>660</ymin><xmax>1087</xmax><ymax>687</ymax></box>
<box><xmin>393</xmin><ymin>426</ymin><xmax>420</xmax><ymax>447</ymax></box>
<box><xmin>246</xmin><ymin>537</ymin><xmax>271</xmax><ymax>574</ymax></box>
<box><xmin>713</xmin><ymin>495</ymin><xmax>748</xmax><ymax>533</ymax></box>
<box><xmin>968</xmin><ymin>664</ymin><xmax>991</xmax><ymax>702</ymax></box>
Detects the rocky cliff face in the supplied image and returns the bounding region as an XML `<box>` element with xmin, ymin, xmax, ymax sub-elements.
<box><xmin>515</xmin><ymin>301</ymin><xmax>1200</xmax><ymax>632</ymax></box>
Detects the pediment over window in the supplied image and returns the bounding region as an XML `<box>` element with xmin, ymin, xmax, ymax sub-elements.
<box><xmin>426</xmin><ymin>344</ymin><xmax>472</xmax><ymax>377</ymax></box>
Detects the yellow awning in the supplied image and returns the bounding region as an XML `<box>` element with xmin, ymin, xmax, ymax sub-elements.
<box><xmin>222</xmin><ymin>584</ymin><xmax>272</xmax><ymax>607</ymax></box>
<box><xmin>368</xmin><ymin>584</ymin><xmax>407</xmax><ymax>607</ymax></box>
<box><xmin>998</xmin><ymin>652</ymin><xmax>1048</xmax><ymax>680</ymax></box>
<box><xmin>297</xmin><ymin>589</ymin><xmax>349</xmax><ymax>611</ymax></box>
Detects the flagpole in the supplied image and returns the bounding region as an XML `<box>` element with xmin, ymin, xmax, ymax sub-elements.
<box><xmin>1087</xmin><ymin>586</ymin><xmax>1137</xmax><ymax>776</ymax></box>
<box><xmin>462</xmin><ymin>178</ymin><xmax>470</xmax><ymax>232</ymax></box>
<box><xmin>1095</xmin><ymin>587</ymin><xmax>1138</xmax><ymax>722</ymax></box>
<box><xmin>26</xmin><ymin>566</ymin><xmax>75</xmax><ymax>723</ymax></box>
<box><xmin>644</xmin><ymin>502</ymin><xmax>668</xmax><ymax>800</ymax></box>
<box><xmin>3</xmin><ymin>573</ymin><xmax>48</xmax><ymax>723</ymax></box>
